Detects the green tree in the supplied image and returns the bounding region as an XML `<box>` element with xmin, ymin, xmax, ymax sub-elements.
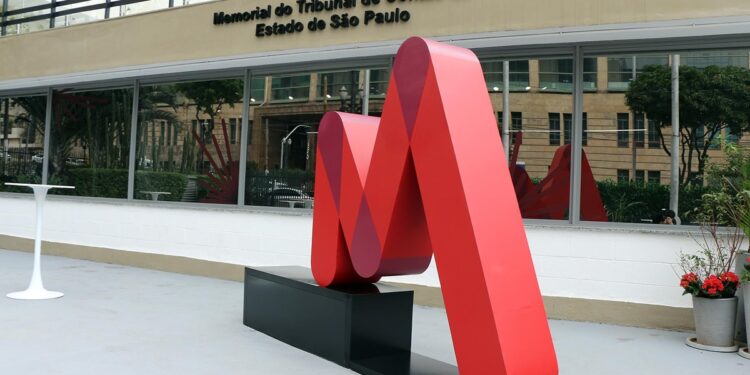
<box><xmin>175</xmin><ymin>79</ymin><xmax>242</xmax><ymax>134</ymax></box>
<box><xmin>137</xmin><ymin>86</ymin><xmax>180</xmax><ymax>172</ymax></box>
<box><xmin>175</xmin><ymin>80</ymin><xmax>243</xmax><ymax>170</ymax></box>
<box><xmin>625</xmin><ymin>65</ymin><xmax>750</xmax><ymax>185</ymax></box>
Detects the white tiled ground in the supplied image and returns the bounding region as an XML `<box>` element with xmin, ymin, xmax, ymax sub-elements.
<box><xmin>0</xmin><ymin>249</ymin><xmax>747</xmax><ymax>374</ymax></box>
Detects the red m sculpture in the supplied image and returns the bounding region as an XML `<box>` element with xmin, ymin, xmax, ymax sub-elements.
<box><xmin>311</xmin><ymin>37</ymin><xmax>558</xmax><ymax>374</ymax></box>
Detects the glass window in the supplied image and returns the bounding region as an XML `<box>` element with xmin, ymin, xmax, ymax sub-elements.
<box><xmin>512</xmin><ymin>112</ymin><xmax>522</xmax><ymax>138</ymax></box>
<box><xmin>487</xmin><ymin>55</ymin><xmax>573</xmax><ymax>220</ymax></box>
<box><xmin>5</xmin><ymin>0</ymin><xmax>51</xmax><ymax>35</ymax></box>
<box><xmin>607</xmin><ymin>54</ymin><xmax>669</xmax><ymax>91</ymax></box>
<box><xmin>617</xmin><ymin>169</ymin><xmax>629</xmax><ymax>183</ymax></box>
<box><xmin>0</xmin><ymin>95</ymin><xmax>46</xmax><ymax>192</ymax></box>
<box><xmin>136</xmin><ymin>78</ymin><xmax>243</xmax><ymax>204</ymax></box>
<box><xmin>584</xmin><ymin>53</ymin><xmax>672</xmax><ymax>223</ymax></box>
<box><xmin>682</xmin><ymin>49</ymin><xmax>749</xmax><ymax>69</ymax></box>
<box><xmin>499</xmin><ymin>112</ymin><xmax>523</xmax><ymax>144</ymax></box>
<box><xmin>647</xmin><ymin>170</ymin><xmax>661</xmax><ymax>184</ymax></box>
<box><xmin>584</xmin><ymin>50</ymin><xmax>750</xmax><ymax>224</ymax></box>
<box><xmin>271</xmin><ymin>75</ymin><xmax>310</xmax><ymax>102</ymax></box>
<box><xmin>582</xmin><ymin>112</ymin><xmax>588</xmax><ymax>146</ymax></box>
<box><xmin>548</xmin><ymin>113</ymin><xmax>560</xmax><ymax>145</ymax></box>
<box><xmin>243</xmin><ymin>66</ymin><xmax>387</xmax><ymax>208</ymax></box>
<box><xmin>318</xmin><ymin>71</ymin><xmax>359</xmax><ymax>101</ymax></box>
<box><xmin>635</xmin><ymin>170</ymin><xmax>645</xmax><ymax>184</ymax></box>
<box><xmin>480</xmin><ymin>60</ymin><xmax>530</xmax><ymax>91</ymax></box>
<box><xmin>54</xmin><ymin>0</ymin><xmax>105</xmax><ymax>27</ymax></box>
<box><xmin>368</xmin><ymin>68</ymin><xmax>390</xmax><ymax>97</ymax></box>
<box><xmin>49</xmin><ymin>87</ymin><xmax>133</xmax><ymax>198</ymax></box>
<box><xmin>539</xmin><ymin>58</ymin><xmax>596</xmax><ymax>92</ymax></box>
<box><xmin>229</xmin><ymin>118</ymin><xmax>237</xmax><ymax>144</ymax></box>
<box><xmin>540</xmin><ymin>59</ymin><xmax>573</xmax><ymax>92</ymax></box>
<box><xmin>634</xmin><ymin>113</ymin><xmax>645</xmax><ymax>148</ymax></box>
<box><xmin>583</xmin><ymin>58</ymin><xmax>597</xmax><ymax>91</ymax></box>
<box><xmin>648</xmin><ymin>119</ymin><xmax>660</xmax><ymax>148</ymax></box>
<box><xmin>607</xmin><ymin>57</ymin><xmax>633</xmax><ymax>91</ymax></box>
<box><xmin>250</xmin><ymin>77</ymin><xmax>266</xmax><ymax>104</ymax></box>
<box><xmin>110</xmin><ymin>0</ymin><xmax>169</xmax><ymax>19</ymax></box>
<box><xmin>617</xmin><ymin>113</ymin><xmax>629</xmax><ymax>147</ymax></box>
<box><xmin>563</xmin><ymin>113</ymin><xmax>572</xmax><ymax>145</ymax></box>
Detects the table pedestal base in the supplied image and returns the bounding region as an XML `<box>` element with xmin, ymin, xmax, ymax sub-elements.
<box><xmin>7</xmin><ymin>288</ymin><xmax>64</xmax><ymax>300</ymax></box>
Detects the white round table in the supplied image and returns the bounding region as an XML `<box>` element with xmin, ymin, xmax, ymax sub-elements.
<box><xmin>4</xmin><ymin>183</ymin><xmax>75</xmax><ymax>300</ymax></box>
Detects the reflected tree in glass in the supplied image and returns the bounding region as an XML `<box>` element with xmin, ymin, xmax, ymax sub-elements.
<box><xmin>626</xmin><ymin>65</ymin><xmax>750</xmax><ymax>185</ymax></box>
<box><xmin>49</xmin><ymin>88</ymin><xmax>133</xmax><ymax>198</ymax></box>
<box><xmin>0</xmin><ymin>96</ymin><xmax>46</xmax><ymax>191</ymax></box>
<box><xmin>136</xmin><ymin>79</ymin><xmax>243</xmax><ymax>204</ymax></box>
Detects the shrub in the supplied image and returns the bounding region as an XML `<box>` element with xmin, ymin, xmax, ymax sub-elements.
<box><xmin>596</xmin><ymin>180</ymin><xmax>714</xmax><ymax>224</ymax></box>
<box><xmin>52</xmin><ymin>168</ymin><xmax>187</xmax><ymax>200</ymax></box>
<box><xmin>63</xmin><ymin>168</ymin><xmax>129</xmax><ymax>198</ymax></box>
<box><xmin>135</xmin><ymin>171</ymin><xmax>187</xmax><ymax>201</ymax></box>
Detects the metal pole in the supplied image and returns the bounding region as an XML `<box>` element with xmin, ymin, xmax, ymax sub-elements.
<box><xmin>126</xmin><ymin>80</ymin><xmax>139</xmax><ymax>200</ymax></box>
<box><xmin>1</xmin><ymin>98</ymin><xmax>8</xmax><ymax>176</ymax></box>
<box><xmin>631</xmin><ymin>55</ymin><xmax>638</xmax><ymax>181</ymax></box>
<box><xmin>502</xmin><ymin>60</ymin><xmax>510</xmax><ymax>163</ymax></box>
<box><xmin>264</xmin><ymin>118</ymin><xmax>269</xmax><ymax>170</ymax></box>
<box><xmin>104</xmin><ymin>0</ymin><xmax>111</xmax><ymax>19</ymax></box>
<box><xmin>362</xmin><ymin>69</ymin><xmax>370</xmax><ymax>116</ymax></box>
<box><xmin>350</xmin><ymin>70</ymin><xmax>356</xmax><ymax>113</ymax></box>
<box><xmin>2</xmin><ymin>98</ymin><xmax>9</xmax><ymax>151</ymax></box>
<box><xmin>41</xmin><ymin>88</ymin><xmax>52</xmax><ymax>184</ymax></box>
<box><xmin>570</xmin><ymin>47</ymin><xmax>584</xmax><ymax>224</ymax></box>
<box><xmin>280</xmin><ymin>138</ymin><xmax>285</xmax><ymax>169</ymax></box>
<box><xmin>631</xmin><ymin>117</ymin><xmax>637</xmax><ymax>180</ymax></box>
<box><xmin>1</xmin><ymin>0</ymin><xmax>9</xmax><ymax>36</ymax></box>
<box><xmin>49</xmin><ymin>0</ymin><xmax>56</xmax><ymax>29</ymax></box>
<box><xmin>237</xmin><ymin>69</ymin><xmax>251</xmax><ymax>205</ymax></box>
<box><xmin>670</xmin><ymin>54</ymin><xmax>680</xmax><ymax>223</ymax></box>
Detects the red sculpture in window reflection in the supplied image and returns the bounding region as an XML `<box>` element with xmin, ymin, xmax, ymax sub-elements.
<box><xmin>311</xmin><ymin>37</ymin><xmax>558</xmax><ymax>375</ymax></box>
<box><xmin>191</xmin><ymin>118</ymin><xmax>239</xmax><ymax>204</ymax></box>
<box><xmin>509</xmin><ymin>133</ymin><xmax>608</xmax><ymax>221</ymax></box>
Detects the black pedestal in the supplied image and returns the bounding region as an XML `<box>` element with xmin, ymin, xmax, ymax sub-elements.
<box><xmin>243</xmin><ymin>266</ymin><xmax>457</xmax><ymax>375</ymax></box>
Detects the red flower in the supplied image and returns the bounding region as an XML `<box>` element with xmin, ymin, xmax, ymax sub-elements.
<box><xmin>680</xmin><ymin>273</ymin><xmax>698</xmax><ymax>287</ymax></box>
<box><xmin>701</xmin><ymin>275</ymin><xmax>725</xmax><ymax>297</ymax></box>
<box><xmin>720</xmin><ymin>271</ymin><xmax>739</xmax><ymax>284</ymax></box>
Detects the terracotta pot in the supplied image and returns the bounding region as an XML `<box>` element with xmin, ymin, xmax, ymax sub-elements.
<box><xmin>693</xmin><ymin>296</ymin><xmax>737</xmax><ymax>347</ymax></box>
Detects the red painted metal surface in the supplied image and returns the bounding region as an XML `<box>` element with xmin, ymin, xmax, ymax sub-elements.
<box><xmin>192</xmin><ymin>118</ymin><xmax>239</xmax><ymax>204</ymax></box>
<box><xmin>509</xmin><ymin>133</ymin><xmax>608</xmax><ymax>221</ymax></box>
<box><xmin>311</xmin><ymin>37</ymin><xmax>558</xmax><ymax>375</ymax></box>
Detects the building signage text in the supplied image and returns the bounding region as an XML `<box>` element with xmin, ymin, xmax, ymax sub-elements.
<box><xmin>213</xmin><ymin>0</ymin><xmax>417</xmax><ymax>37</ymax></box>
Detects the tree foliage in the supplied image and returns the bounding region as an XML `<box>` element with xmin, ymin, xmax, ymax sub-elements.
<box><xmin>626</xmin><ymin>64</ymin><xmax>750</xmax><ymax>184</ymax></box>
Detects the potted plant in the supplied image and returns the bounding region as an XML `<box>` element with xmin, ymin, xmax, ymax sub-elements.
<box><xmin>705</xmin><ymin>143</ymin><xmax>750</xmax><ymax>344</ymax></box>
<box><xmin>740</xmin><ymin>258</ymin><xmax>750</xmax><ymax>359</ymax></box>
<box><xmin>679</xmin><ymin>198</ymin><xmax>743</xmax><ymax>352</ymax></box>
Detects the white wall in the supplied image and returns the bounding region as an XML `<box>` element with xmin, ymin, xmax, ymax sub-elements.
<box><xmin>0</xmin><ymin>194</ymin><xmax>704</xmax><ymax>308</ymax></box>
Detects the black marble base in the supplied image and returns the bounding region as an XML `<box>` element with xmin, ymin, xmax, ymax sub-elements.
<box><xmin>351</xmin><ymin>352</ymin><xmax>458</xmax><ymax>375</ymax></box>
<box><xmin>243</xmin><ymin>266</ymin><xmax>457</xmax><ymax>375</ymax></box>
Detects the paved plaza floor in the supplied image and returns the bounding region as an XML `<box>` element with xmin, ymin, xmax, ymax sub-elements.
<box><xmin>0</xmin><ymin>249</ymin><xmax>747</xmax><ymax>374</ymax></box>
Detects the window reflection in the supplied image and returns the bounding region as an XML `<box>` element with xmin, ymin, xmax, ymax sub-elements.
<box><xmin>483</xmin><ymin>56</ymin><xmax>575</xmax><ymax>220</ymax></box>
<box><xmin>583</xmin><ymin>49</ymin><xmax>750</xmax><ymax>224</ymax></box>
<box><xmin>0</xmin><ymin>95</ymin><xmax>46</xmax><ymax>192</ymax></box>
<box><xmin>245</xmin><ymin>68</ymin><xmax>388</xmax><ymax>208</ymax></box>
<box><xmin>135</xmin><ymin>78</ymin><xmax>243</xmax><ymax>204</ymax></box>
<box><xmin>49</xmin><ymin>87</ymin><xmax>133</xmax><ymax>198</ymax></box>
